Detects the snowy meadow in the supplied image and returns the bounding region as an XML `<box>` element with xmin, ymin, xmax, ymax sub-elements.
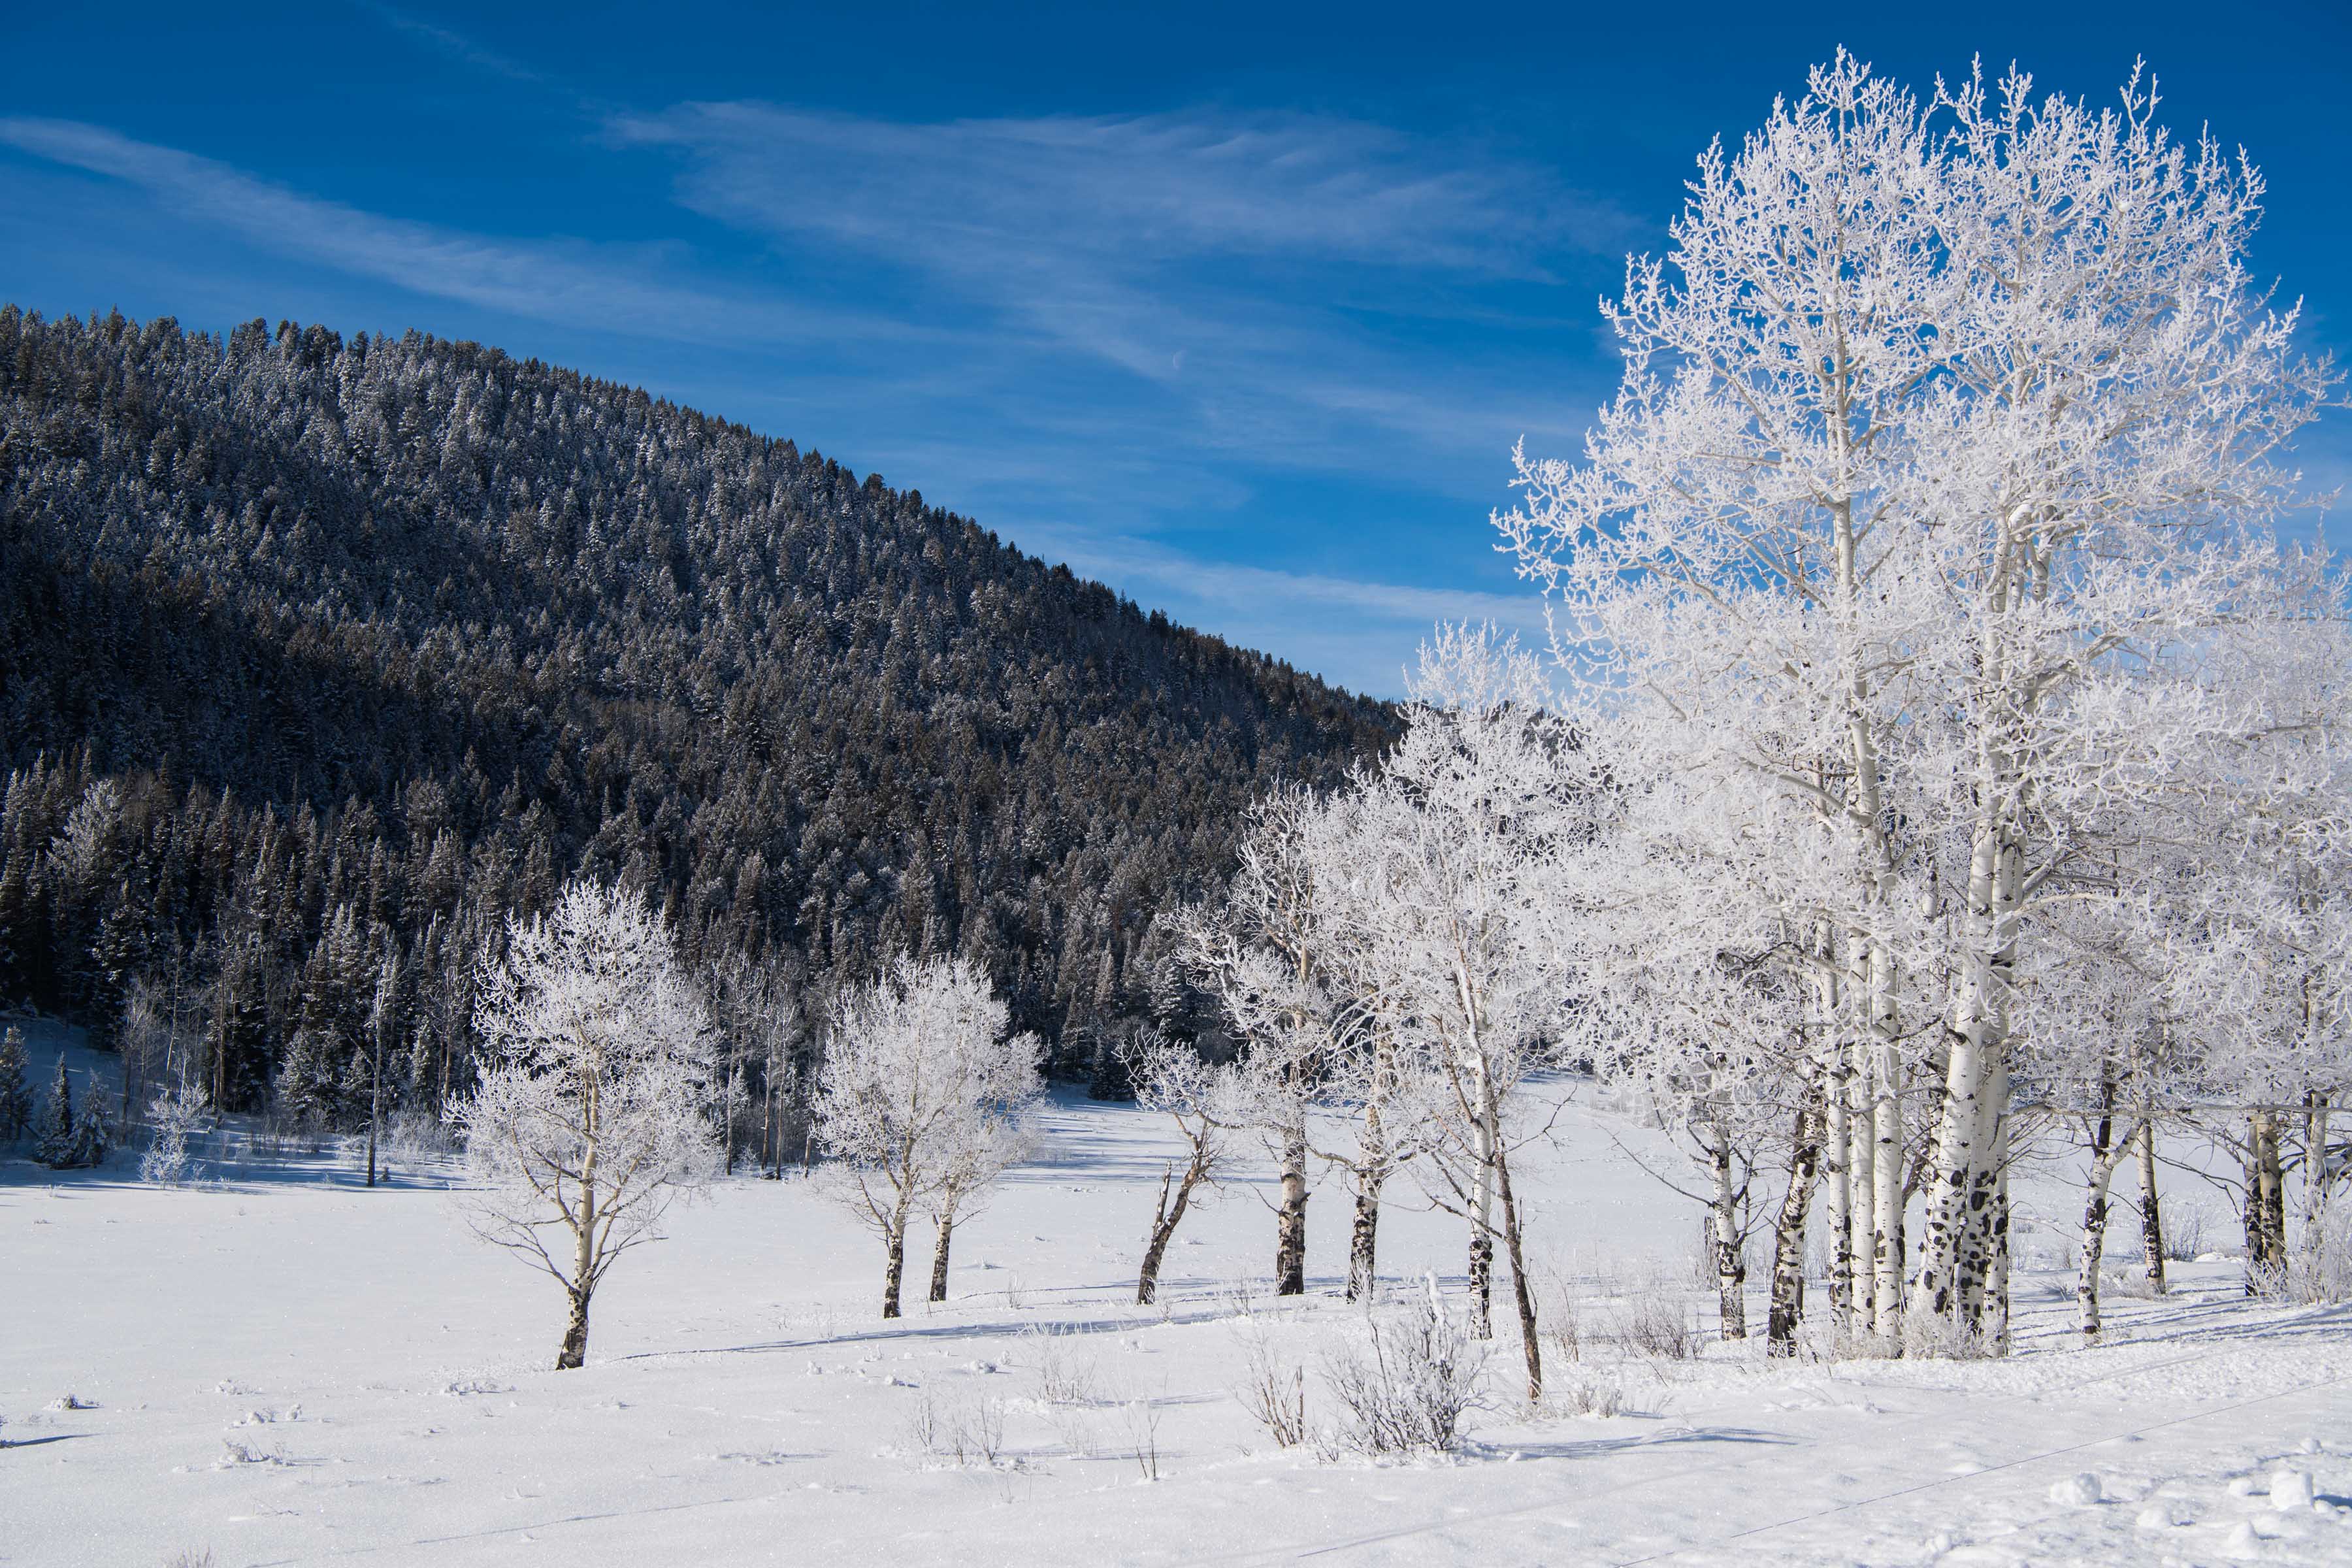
<box><xmin>7</xmin><ymin>1019</ymin><xmax>2352</xmax><ymax>1568</ymax></box>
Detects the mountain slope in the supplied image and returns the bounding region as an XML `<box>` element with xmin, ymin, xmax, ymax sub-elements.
<box><xmin>0</xmin><ymin>306</ymin><xmax>1392</xmax><ymax>1115</ymax></box>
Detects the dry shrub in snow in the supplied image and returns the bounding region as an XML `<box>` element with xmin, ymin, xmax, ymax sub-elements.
<box><xmin>1535</xmin><ymin>1268</ymin><xmax>1583</xmax><ymax>1365</ymax></box>
<box><xmin>1122</xmin><ymin>1397</ymin><xmax>1164</xmax><ymax>1480</ymax></box>
<box><xmin>1318</xmin><ymin>1283</ymin><xmax>1486</xmax><ymax>1457</ymax></box>
<box><xmin>1024</xmin><ymin>1324</ymin><xmax>1100</xmax><ymax>1407</ymax></box>
<box><xmin>2283</xmin><ymin>1205</ymin><xmax>2352</xmax><ymax>1305</ymax></box>
<box><xmin>949</xmin><ymin>1396</ymin><xmax>1009</xmax><ymax>1468</ymax></box>
<box><xmin>1608</xmin><ymin>1285</ymin><xmax>1699</xmax><ymax>1362</ymax></box>
<box><xmin>1548</xmin><ymin>1369</ymin><xmax>1625</xmax><ymax>1419</ymax></box>
<box><xmin>138</xmin><ymin>1083</ymin><xmax>208</xmax><ymax>1186</ymax></box>
<box><xmin>2164</xmin><ymin>1205</ymin><xmax>2212</xmax><ymax>1264</ymax></box>
<box><xmin>900</xmin><ymin>1388</ymin><xmax>1011</xmax><ymax>1469</ymax></box>
<box><xmin>1901</xmin><ymin>1309</ymin><xmax>1999</xmax><ymax>1362</ymax></box>
<box><xmin>1233</xmin><ymin>1322</ymin><xmax>1309</xmax><ymax>1449</ymax></box>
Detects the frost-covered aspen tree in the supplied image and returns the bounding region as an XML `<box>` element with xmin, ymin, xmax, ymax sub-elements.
<box><xmin>926</xmin><ymin>1040</ymin><xmax>1042</xmax><ymax>1303</ymax></box>
<box><xmin>1123</xmin><ymin>1027</ymin><xmax>1239</xmax><ymax>1305</ymax></box>
<box><xmin>2072</xmin><ymin>1111</ymin><xmax>2146</xmax><ymax>1343</ymax></box>
<box><xmin>1901</xmin><ymin>67</ymin><xmax>2328</xmax><ymax>1333</ymax></box>
<box><xmin>1315</xmin><ymin>1006</ymin><xmax>1444</xmax><ymax>1305</ymax></box>
<box><xmin>1544</xmin><ymin>687</ymin><xmax>1848</xmax><ymax>1354</ymax></box>
<box><xmin>1810</xmin><ymin>923</ymin><xmax>1853</xmax><ymax>1335</ymax></box>
<box><xmin>1288</xmin><ymin>787</ymin><xmax>1444</xmax><ymax>1303</ymax></box>
<box><xmin>2150</xmin><ymin>608</ymin><xmax>2352</xmax><ymax>1294</ymax></box>
<box><xmin>1179</xmin><ymin>787</ymin><xmax>1350</xmax><ymax>1297</ymax></box>
<box><xmin>814</xmin><ymin>955</ymin><xmax>1035</xmax><ymax>1318</ymax></box>
<box><xmin>1498</xmin><ymin>53</ymin><xmax>2332</xmax><ymax>1352</ymax></box>
<box><xmin>1359</xmin><ymin>628</ymin><xmax>1572</xmax><ymax>1401</ymax></box>
<box><xmin>450</xmin><ymin>879</ymin><xmax>719</xmax><ymax>1370</ymax></box>
<box><xmin>1579</xmin><ymin>938</ymin><xmax>1809</xmax><ymax>1343</ymax></box>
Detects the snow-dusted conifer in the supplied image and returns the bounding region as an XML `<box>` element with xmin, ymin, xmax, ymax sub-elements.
<box><xmin>31</xmin><ymin>1056</ymin><xmax>105</xmax><ymax>1169</ymax></box>
<box><xmin>0</xmin><ymin>1025</ymin><xmax>30</xmax><ymax>1143</ymax></box>
<box><xmin>449</xmin><ymin>879</ymin><xmax>719</xmax><ymax>1370</ymax></box>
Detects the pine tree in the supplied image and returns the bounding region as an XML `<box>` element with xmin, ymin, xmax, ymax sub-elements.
<box><xmin>65</xmin><ymin>1091</ymin><xmax>107</xmax><ymax>1168</ymax></box>
<box><xmin>0</xmin><ymin>1024</ymin><xmax>30</xmax><ymax>1141</ymax></box>
<box><xmin>33</xmin><ymin>1057</ymin><xmax>78</xmax><ymax>1167</ymax></box>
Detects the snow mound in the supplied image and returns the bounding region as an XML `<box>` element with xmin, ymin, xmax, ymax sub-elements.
<box><xmin>2269</xmin><ymin>1469</ymin><xmax>2313</xmax><ymax>1511</ymax></box>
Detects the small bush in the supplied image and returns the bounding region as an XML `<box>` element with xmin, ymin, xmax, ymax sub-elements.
<box><xmin>2161</xmin><ymin>1205</ymin><xmax>2209</xmax><ymax>1264</ymax></box>
<box><xmin>140</xmin><ymin>1085</ymin><xmax>210</xmax><ymax>1186</ymax></box>
<box><xmin>1609</xmin><ymin>1288</ymin><xmax>1699</xmax><ymax>1361</ymax></box>
<box><xmin>1024</xmin><ymin>1324</ymin><xmax>1099</xmax><ymax>1406</ymax></box>
<box><xmin>1234</xmin><ymin>1323</ymin><xmax>1308</xmax><ymax>1448</ymax></box>
<box><xmin>949</xmin><ymin>1395</ymin><xmax>1008</xmax><ymax>1468</ymax></box>
<box><xmin>1541</xmin><ymin>1275</ymin><xmax>1582</xmax><ymax>1366</ymax></box>
<box><xmin>1122</xmin><ymin>1398</ymin><xmax>1163</xmax><ymax>1481</ymax></box>
<box><xmin>2282</xmin><ymin>1204</ymin><xmax>2352</xmax><ymax>1305</ymax></box>
<box><xmin>900</xmin><ymin>1389</ymin><xmax>942</xmax><ymax>1454</ymax></box>
<box><xmin>902</xmin><ymin>1390</ymin><xmax>1011</xmax><ymax>1469</ymax></box>
<box><xmin>1548</xmin><ymin>1369</ymin><xmax>1625</xmax><ymax>1418</ymax></box>
<box><xmin>1900</xmin><ymin>1309</ymin><xmax>1999</xmax><ymax>1361</ymax></box>
<box><xmin>1318</xmin><ymin>1282</ymin><xmax>1486</xmax><ymax>1458</ymax></box>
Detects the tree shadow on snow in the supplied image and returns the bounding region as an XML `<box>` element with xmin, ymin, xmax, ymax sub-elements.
<box><xmin>1470</xmin><ymin>1422</ymin><xmax>1798</xmax><ymax>1463</ymax></box>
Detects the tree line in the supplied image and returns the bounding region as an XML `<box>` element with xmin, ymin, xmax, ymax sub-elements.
<box><xmin>0</xmin><ymin>304</ymin><xmax>1392</xmax><ymax>1139</ymax></box>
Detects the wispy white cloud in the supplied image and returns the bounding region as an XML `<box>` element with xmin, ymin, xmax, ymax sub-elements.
<box><xmin>350</xmin><ymin>1</ymin><xmax>546</xmax><ymax>84</ymax></box>
<box><xmin>613</xmin><ymin>104</ymin><xmax>1611</xmax><ymax>279</ymax></box>
<box><xmin>612</xmin><ymin>101</ymin><xmax>1624</xmax><ymax>461</ymax></box>
<box><xmin>0</xmin><ymin>117</ymin><xmax>909</xmax><ymax>350</ymax></box>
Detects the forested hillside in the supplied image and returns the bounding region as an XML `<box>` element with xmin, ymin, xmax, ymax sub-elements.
<box><xmin>0</xmin><ymin>306</ymin><xmax>1392</xmax><ymax>1130</ymax></box>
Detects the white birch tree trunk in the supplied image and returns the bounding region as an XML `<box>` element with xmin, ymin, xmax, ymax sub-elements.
<box><xmin>1869</xmin><ymin>997</ymin><xmax>1905</xmax><ymax>1339</ymax></box>
<box><xmin>1847</xmin><ymin>1037</ymin><xmax>1878</xmax><ymax>1339</ymax></box>
<box><xmin>2074</xmin><ymin>1117</ymin><xmax>2141</xmax><ymax>1343</ymax></box>
<box><xmin>1711</xmin><ymin>1123</ymin><xmax>1748</xmax><ymax>1339</ymax></box>
<box><xmin>1467</xmin><ymin>1049</ymin><xmax>1498</xmax><ymax>1339</ymax></box>
<box><xmin>1822</xmin><ymin>1061</ymin><xmax>1851</xmax><ymax>1330</ymax></box>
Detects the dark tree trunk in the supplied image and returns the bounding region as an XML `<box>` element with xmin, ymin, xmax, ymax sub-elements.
<box><xmin>928</xmin><ymin>1210</ymin><xmax>956</xmax><ymax>1304</ymax></box>
<box><xmin>1137</xmin><ymin>1155</ymin><xmax>1207</xmax><ymax>1306</ymax></box>
<box><xmin>1767</xmin><ymin>1100</ymin><xmax>1823</xmax><ymax>1356</ymax></box>
<box><xmin>1493</xmin><ymin>1140</ymin><xmax>1542</xmax><ymax>1404</ymax></box>
<box><xmin>2247</xmin><ymin>1111</ymin><xmax>2287</xmax><ymax>1294</ymax></box>
<box><xmin>2136</xmin><ymin>1120</ymin><xmax>2166</xmax><ymax>1295</ymax></box>
<box><xmin>557</xmin><ymin>1288</ymin><xmax>590</xmax><ymax>1371</ymax></box>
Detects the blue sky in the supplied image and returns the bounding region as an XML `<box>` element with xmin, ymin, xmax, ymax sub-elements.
<box><xmin>3</xmin><ymin>2</ymin><xmax>2347</xmax><ymax>694</ymax></box>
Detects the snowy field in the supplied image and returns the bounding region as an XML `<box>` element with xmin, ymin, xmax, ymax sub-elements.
<box><xmin>7</xmin><ymin>1023</ymin><xmax>2351</xmax><ymax>1568</ymax></box>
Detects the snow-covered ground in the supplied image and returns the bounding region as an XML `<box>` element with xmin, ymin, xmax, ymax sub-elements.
<box><xmin>7</xmin><ymin>1024</ymin><xmax>2350</xmax><ymax>1567</ymax></box>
